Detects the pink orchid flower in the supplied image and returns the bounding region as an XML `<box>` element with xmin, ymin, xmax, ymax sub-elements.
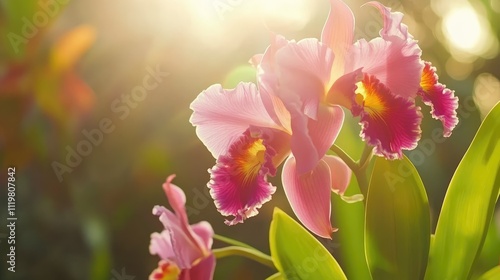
<box><xmin>190</xmin><ymin>80</ymin><xmax>352</xmax><ymax>238</ymax></box>
<box><xmin>258</xmin><ymin>0</ymin><xmax>458</xmax><ymax>160</ymax></box>
<box><xmin>149</xmin><ymin>175</ymin><xmax>215</xmax><ymax>280</ymax></box>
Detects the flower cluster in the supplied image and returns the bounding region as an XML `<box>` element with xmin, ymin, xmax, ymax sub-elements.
<box><xmin>189</xmin><ymin>0</ymin><xmax>458</xmax><ymax>239</ymax></box>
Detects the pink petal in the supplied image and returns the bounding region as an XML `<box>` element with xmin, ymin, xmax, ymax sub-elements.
<box><xmin>208</xmin><ymin>129</ymin><xmax>278</xmax><ymax>225</ymax></box>
<box><xmin>322</xmin><ymin>155</ymin><xmax>352</xmax><ymax>195</ymax></box>
<box><xmin>288</xmin><ymin>104</ymin><xmax>320</xmax><ymax>175</ymax></box>
<box><xmin>249</xmin><ymin>53</ymin><xmax>263</xmax><ymax>68</ymax></box>
<box><xmin>345</xmin><ymin>37</ymin><xmax>423</xmax><ymax>99</ymax></box>
<box><xmin>282</xmin><ymin>156</ymin><xmax>337</xmax><ymax>238</ymax></box>
<box><xmin>257</xmin><ymin>34</ymin><xmax>291</xmax><ymax>128</ymax></box>
<box><xmin>326</xmin><ymin>68</ymin><xmax>363</xmax><ymax>109</ymax></box>
<box><xmin>308</xmin><ymin>104</ymin><xmax>344</xmax><ymax>163</ymax></box>
<box><xmin>160</xmin><ymin>176</ymin><xmax>212</xmax><ymax>257</ymax></box>
<box><xmin>267</xmin><ymin>38</ymin><xmax>340</xmax><ymax>174</ymax></box>
<box><xmin>190</xmin><ymin>82</ymin><xmax>280</xmax><ymax>159</ymax></box>
<box><xmin>162</xmin><ymin>175</ymin><xmax>188</xmax><ymax>226</ymax></box>
<box><xmin>419</xmin><ymin>62</ymin><xmax>459</xmax><ymax>137</ymax></box>
<box><xmin>153</xmin><ymin>208</ymin><xmax>205</xmax><ymax>269</ymax></box>
<box><xmin>321</xmin><ymin>0</ymin><xmax>355</xmax><ymax>81</ymax></box>
<box><xmin>286</xmin><ymin>104</ymin><xmax>345</xmax><ymax>176</ymax></box>
<box><xmin>353</xmin><ymin>74</ymin><xmax>423</xmax><ymax>159</ymax></box>
<box><xmin>274</xmin><ymin>38</ymin><xmax>334</xmax><ymax>118</ymax></box>
<box><xmin>182</xmin><ymin>254</ymin><xmax>216</xmax><ymax>280</ymax></box>
<box><xmin>365</xmin><ymin>1</ymin><xmax>412</xmax><ymax>41</ymax></box>
<box><xmin>258</xmin><ymin>33</ymin><xmax>289</xmax><ymax>73</ymax></box>
<box><xmin>190</xmin><ymin>221</ymin><xmax>214</xmax><ymax>250</ymax></box>
<box><xmin>149</xmin><ymin>231</ymin><xmax>175</xmax><ymax>260</ymax></box>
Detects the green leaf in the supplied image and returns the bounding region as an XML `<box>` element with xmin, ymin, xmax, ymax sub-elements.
<box><xmin>477</xmin><ymin>266</ymin><xmax>500</xmax><ymax>280</ymax></box>
<box><xmin>365</xmin><ymin>156</ymin><xmax>430</xmax><ymax>280</ymax></box>
<box><xmin>470</xmin><ymin>217</ymin><xmax>500</xmax><ymax>279</ymax></box>
<box><xmin>425</xmin><ymin>102</ymin><xmax>500</xmax><ymax>280</ymax></box>
<box><xmin>332</xmin><ymin>175</ymin><xmax>372</xmax><ymax>280</ymax></box>
<box><xmin>269</xmin><ymin>208</ymin><xmax>347</xmax><ymax>280</ymax></box>
<box><xmin>266</xmin><ymin>273</ymin><xmax>285</xmax><ymax>280</ymax></box>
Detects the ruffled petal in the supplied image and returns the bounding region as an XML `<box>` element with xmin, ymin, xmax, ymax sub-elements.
<box><xmin>345</xmin><ymin>37</ymin><xmax>423</xmax><ymax>98</ymax></box>
<box><xmin>365</xmin><ymin>1</ymin><xmax>412</xmax><ymax>41</ymax></box>
<box><xmin>208</xmin><ymin>129</ymin><xmax>278</xmax><ymax>225</ymax></box>
<box><xmin>321</xmin><ymin>0</ymin><xmax>355</xmax><ymax>81</ymax></box>
<box><xmin>190</xmin><ymin>82</ymin><xmax>280</xmax><ymax>159</ymax></box>
<box><xmin>419</xmin><ymin>62</ymin><xmax>459</xmax><ymax>137</ymax></box>
<box><xmin>353</xmin><ymin>74</ymin><xmax>422</xmax><ymax>159</ymax></box>
<box><xmin>322</xmin><ymin>155</ymin><xmax>352</xmax><ymax>195</ymax></box>
<box><xmin>282</xmin><ymin>156</ymin><xmax>336</xmax><ymax>238</ymax></box>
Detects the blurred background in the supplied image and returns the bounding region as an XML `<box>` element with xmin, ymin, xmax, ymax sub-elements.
<box><xmin>0</xmin><ymin>0</ymin><xmax>499</xmax><ymax>279</ymax></box>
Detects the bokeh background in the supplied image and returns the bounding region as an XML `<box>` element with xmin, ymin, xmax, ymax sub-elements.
<box><xmin>1</xmin><ymin>0</ymin><xmax>499</xmax><ymax>279</ymax></box>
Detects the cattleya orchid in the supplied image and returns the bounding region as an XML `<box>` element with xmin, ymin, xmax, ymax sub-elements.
<box><xmin>268</xmin><ymin>0</ymin><xmax>458</xmax><ymax>159</ymax></box>
<box><xmin>149</xmin><ymin>175</ymin><xmax>215</xmax><ymax>280</ymax></box>
<box><xmin>190</xmin><ymin>82</ymin><xmax>351</xmax><ymax>238</ymax></box>
<box><xmin>190</xmin><ymin>0</ymin><xmax>458</xmax><ymax>239</ymax></box>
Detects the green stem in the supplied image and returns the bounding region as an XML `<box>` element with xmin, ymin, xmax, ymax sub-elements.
<box><xmin>330</xmin><ymin>144</ymin><xmax>374</xmax><ymax>198</ymax></box>
<box><xmin>354</xmin><ymin>170</ymin><xmax>368</xmax><ymax>198</ymax></box>
<box><xmin>358</xmin><ymin>145</ymin><xmax>374</xmax><ymax>170</ymax></box>
<box><xmin>212</xmin><ymin>246</ymin><xmax>275</xmax><ymax>269</ymax></box>
<box><xmin>213</xmin><ymin>234</ymin><xmax>255</xmax><ymax>250</ymax></box>
<box><xmin>354</xmin><ymin>145</ymin><xmax>374</xmax><ymax>198</ymax></box>
<box><xmin>330</xmin><ymin>144</ymin><xmax>359</xmax><ymax>172</ymax></box>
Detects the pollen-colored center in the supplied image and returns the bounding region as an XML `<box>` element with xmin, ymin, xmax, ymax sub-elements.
<box><xmin>420</xmin><ymin>63</ymin><xmax>437</xmax><ymax>92</ymax></box>
<box><xmin>150</xmin><ymin>261</ymin><xmax>181</xmax><ymax>280</ymax></box>
<box><xmin>355</xmin><ymin>77</ymin><xmax>387</xmax><ymax>119</ymax></box>
<box><xmin>234</xmin><ymin>139</ymin><xmax>267</xmax><ymax>184</ymax></box>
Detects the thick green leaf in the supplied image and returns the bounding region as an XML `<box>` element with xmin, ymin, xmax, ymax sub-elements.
<box><xmin>477</xmin><ymin>266</ymin><xmax>500</xmax><ymax>280</ymax></box>
<box><xmin>365</xmin><ymin>156</ymin><xmax>430</xmax><ymax>280</ymax></box>
<box><xmin>332</xmin><ymin>175</ymin><xmax>372</xmax><ymax>280</ymax></box>
<box><xmin>425</xmin><ymin>102</ymin><xmax>500</xmax><ymax>280</ymax></box>
<box><xmin>266</xmin><ymin>273</ymin><xmax>285</xmax><ymax>280</ymax></box>
<box><xmin>269</xmin><ymin>208</ymin><xmax>347</xmax><ymax>280</ymax></box>
<box><xmin>471</xmin><ymin>217</ymin><xmax>500</xmax><ymax>279</ymax></box>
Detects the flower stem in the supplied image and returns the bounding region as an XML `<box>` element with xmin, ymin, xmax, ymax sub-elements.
<box><xmin>358</xmin><ymin>145</ymin><xmax>374</xmax><ymax>170</ymax></box>
<box><xmin>213</xmin><ymin>246</ymin><xmax>275</xmax><ymax>269</ymax></box>
<box><xmin>355</xmin><ymin>145</ymin><xmax>374</xmax><ymax>197</ymax></box>
<box><xmin>213</xmin><ymin>234</ymin><xmax>256</xmax><ymax>250</ymax></box>
<box><xmin>329</xmin><ymin>144</ymin><xmax>359</xmax><ymax>172</ymax></box>
<box><xmin>330</xmin><ymin>144</ymin><xmax>374</xmax><ymax>198</ymax></box>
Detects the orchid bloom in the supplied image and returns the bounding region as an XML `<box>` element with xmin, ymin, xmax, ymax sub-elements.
<box><xmin>190</xmin><ymin>81</ymin><xmax>352</xmax><ymax>238</ymax></box>
<box><xmin>149</xmin><ymin>175</ymin><xmax>215</xmax><ymax>280</ymax></box>
<box><xmin>261</xmin><ymin>0</ymin><xmax>458</xmax><ymax>160</ymax></box>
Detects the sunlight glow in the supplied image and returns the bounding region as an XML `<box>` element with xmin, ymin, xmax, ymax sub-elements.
<box><xmin>441</xmin><ymin>3</ymin><xmax>498</xmax><ymax>61</ymax></box>
<box><xmin>474</xmin><ymin>73</ymin><xmax>500</xmax><ymax>119</ymax></box>
<box><xmin>442</xmin><ymin>6</ymin><xmax>481</xmax><ymax>52</ymax></box>
<box><xmin>258</xmin><ymin>0</ymin><xmax>316</xmax><ymax>31</ymax></box>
